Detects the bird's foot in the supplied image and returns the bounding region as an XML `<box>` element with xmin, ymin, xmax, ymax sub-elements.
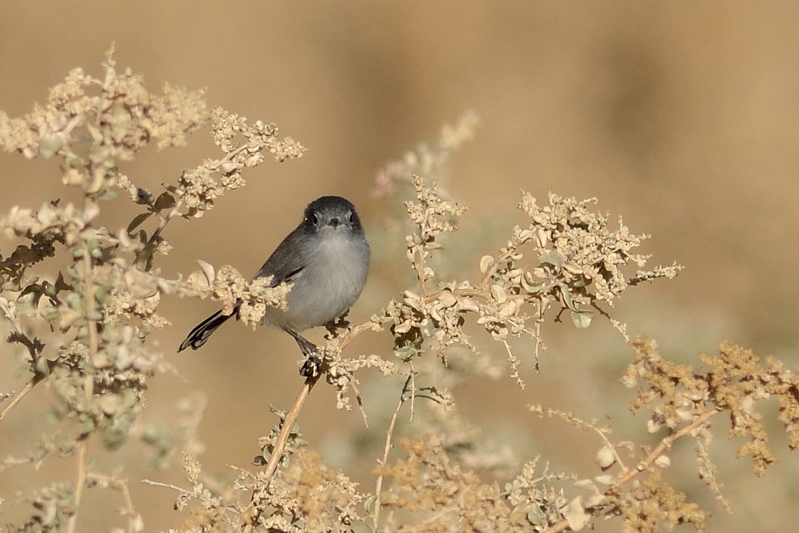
<box><xmin>299</xmin><ymin>354</ymin><xmax>322</xmax><ymax>378</ymax></box>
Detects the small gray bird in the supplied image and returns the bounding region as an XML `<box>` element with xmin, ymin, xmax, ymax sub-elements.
<box><xmin>178</xmin><ymin>196</ymin><xmax>370</xmax><ymax>373</ymax></box>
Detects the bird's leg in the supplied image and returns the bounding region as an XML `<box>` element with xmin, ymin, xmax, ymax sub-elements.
<box><xmin>283</xmin><ymin>327</ymin><xmax>321</xmax><ymax>377</ymax></box>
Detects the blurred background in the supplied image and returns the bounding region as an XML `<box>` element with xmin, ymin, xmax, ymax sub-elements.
<box><xmin>1</xmin><ymin>2</ymin><xmax>798</xmax><ymax>531</ymax></box>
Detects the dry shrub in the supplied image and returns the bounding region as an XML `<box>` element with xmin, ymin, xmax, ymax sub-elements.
<box><xmin>1</xmin><ymin>51</ymin><xmax>796</xmax><ymax>533</ymax></box>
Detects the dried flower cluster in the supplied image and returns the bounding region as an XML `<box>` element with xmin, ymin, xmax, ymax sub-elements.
<box><xmin>145</xmin><ymin>449</ymin><xmax>365</xmax><ymax>533</ymax></box>
<box><xmin>0</xmin><ymin>50</ymin><xmax>304</xmax><ymax>532</ymax></box>
<box><xmin>379</xmin><ymin>179</ymin><xmax>681</xmax><ymax>387</ymax></box>
<box><xmin>373</xmin><ymin>110</ymin><xmax>479</xmax><ymax>197</ymax></box>
<box><xmin>174</xmin><ymin>107</ymin><xmax>305</xmax><ymax>219</ymax></box>
<box><xmin>625</xmin><ymin>336</ymin><xmax>799</xmax><ymax>482</ymax></box>
<box><xmin>526</xmin><ymin>337</ymin><xmax>799</xmax><ymax>532</ymax></box>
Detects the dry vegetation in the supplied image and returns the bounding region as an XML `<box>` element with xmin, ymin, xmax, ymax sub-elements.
<box><xmin>1</xmin><ymin>52</ymin><xmax>798</xmax><ymax>533</ymax></box>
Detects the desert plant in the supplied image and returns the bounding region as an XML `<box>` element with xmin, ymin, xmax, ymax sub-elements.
<box><xmin>1</xmin><ymin>51</ymin><xmax>797</xmax><ymax>533</ymax></box>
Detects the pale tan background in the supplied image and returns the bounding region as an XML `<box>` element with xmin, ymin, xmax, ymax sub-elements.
<box><xmin>1</xmin><ymin>2</ymin><xmax>798</xmax><ymax>531</ymax></box>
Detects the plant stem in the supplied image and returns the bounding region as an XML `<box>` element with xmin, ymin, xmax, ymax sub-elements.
<box><xmin>373</xmin><ymin>373</ymin><xmax>413</xmax><ymax>530</ymax></box>
<box><xmin>0</xmin><ymin>374</ymin><xmax>43</xmax><ymax>424</ymax></box>
<box><xmin>542</xmin><ymin>407</ymin><xmax>723</xmax><ymax>533</ymax></box>
<box><xmin>67</xmin><ymin>223</ymin><xmax>100</xmax><ymax>533</ymax></box>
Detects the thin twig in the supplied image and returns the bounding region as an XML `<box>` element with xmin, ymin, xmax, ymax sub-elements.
<box><xmin>535</xmin><ymin>407</ymin><xmax>626</xmax><ymax>473</ymax></box>
<box><xmin>409</xmin><ymin>365</ymin><xmax>416</xmax><ymax>421</ymax></box>
<box><xmin>349</xmin><ymin>381</ymin><xmax>369</xmax><ymax>428</ymax></box>
<box><xmin>141</xmin><ymin>479</ymin><xmax>189</xmax><ymax>492</ymax></box>
<box><xmin>138</xmin><ymin>197</ymin><xmax>185</xmax><ymax>266</ymax></box>
<box><xmin>239</xmin><ymin>372</ymin><xmax>322</xmax><ymax>532</ymax></box>
<box><xmin>542</xmin><ymin>407</ymin><xmax>723</xmax><ymax>533</ymax></box>
<box><xmin>614</xmin><ymin>407</ymin><xmax>722</xmax><ymax>487</ymax></box>
<box><xmin>417</xmin><ymin>255</ymin><xmax>428</xmax><ymax>298</ymax></box>
<box><xmin>239</xmin><ymin>322</ymin><xmax>380</xmax><ymax>531</ymax></box>
<box><xmin>66</xmin><ymin>378</ymin><xmax>92</xmax><ymax>533</ymax></box>
<box><xmin>533</xmin><ymin>298</ymin><xmax>547</xmax><ymax>372</ymax></box>
<box><xmin>88</xmin><ymin>473</ymin><xmax>138</xmax><ymax>533</ymax></box>
<box><xmin>337</xmin><ymin>320</ymin><xmax>381</xmax><ymax>351</ymax></box>
<box><xmin>0</xmin><ymin>374</ymin><xmax>44</xmax><ymax>424</ymax></box>
<box><xmin>118</xmin><ymin>479</ymin><xmax>138</xmax><ymax>533</ymax></box>
<box><xmin>261</xmin><ymin>373</ymin><xmax>319</xmax><ymax>479</ymax></box>
<box><xmin>373</xmin><ymin>373</ymin><xmax>413</xmax><ymax>530</ymax></box>
<box><xmin>66</xmin><ymin>236</ymin><xmax>99</xmax><ymax>533</ymax></box>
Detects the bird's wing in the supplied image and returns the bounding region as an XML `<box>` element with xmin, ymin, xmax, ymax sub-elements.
<box><xmin>253</xmin><ymin>226</ymin><xmax>310</xmax><ymax>286</ymax></box>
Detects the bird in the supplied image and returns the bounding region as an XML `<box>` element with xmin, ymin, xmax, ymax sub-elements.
<box><xmin>178</xmin><ymin>195</ymin><xmax>370</xmax><ymax>374</ymax></box>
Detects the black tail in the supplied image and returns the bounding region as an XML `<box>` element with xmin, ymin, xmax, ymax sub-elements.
<box><xmin>178</xmin><ymin>309</ymin><xmax>236</xmax><ymax>351</ymax></box>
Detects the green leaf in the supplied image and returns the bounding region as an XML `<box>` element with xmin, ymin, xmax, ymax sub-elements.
<box><xmin>154</xmin><ymin>191</ymin><xmax>176</xmax><ymax>210</ymax></box>
<box><xmin>127</xmin><ymin>212</ymin><xmax>152</xmax><ymax>233</ymax></box>
<box><xmin>96</xmin><ymin>188</ymin><xmax>118</xmax><ymax>201</ymax></box>
<box><xmin>393</xmin><ymin>344</ymin><xmax>418</xmax><ymax>361</ymax></box>
<box><xmin>540</xmin><ymin>250</ymin><xmax>564</xmax><ymax>268</ymax></box>
<box><xmin>570</xmin><ymin>309</ymin><xmax>594</xmax><ymax>329</ymax></box>
<box><xmin>560</xmin><ymin>285</ymin><xmax>578</xmax><ymax>311</ymax></box>
<box><xmin>521</xmin><ymin>271</ymin><xmax>543</xmax><ymax>293</ymax></box>
<box><xmin>363</xmin><ymin>495</ymin><xmax>377</xmax><ymax>515</ymax></box>
<box><xmin>102</xmin><ymin>427</ymin><xmax>128</xmax><ymax>451</ymax></box>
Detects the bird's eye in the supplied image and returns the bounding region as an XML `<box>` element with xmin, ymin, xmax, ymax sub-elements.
<box><xmin>311</xmin><ymin>213</ymin><xmax>319</xmax><ymax>224</ymax></box>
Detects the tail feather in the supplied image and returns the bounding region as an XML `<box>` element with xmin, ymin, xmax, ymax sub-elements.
<box><xmin>178</xmin><ymin>309</ymin><xmax>235</xmax><ymax>351</ymax></box>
